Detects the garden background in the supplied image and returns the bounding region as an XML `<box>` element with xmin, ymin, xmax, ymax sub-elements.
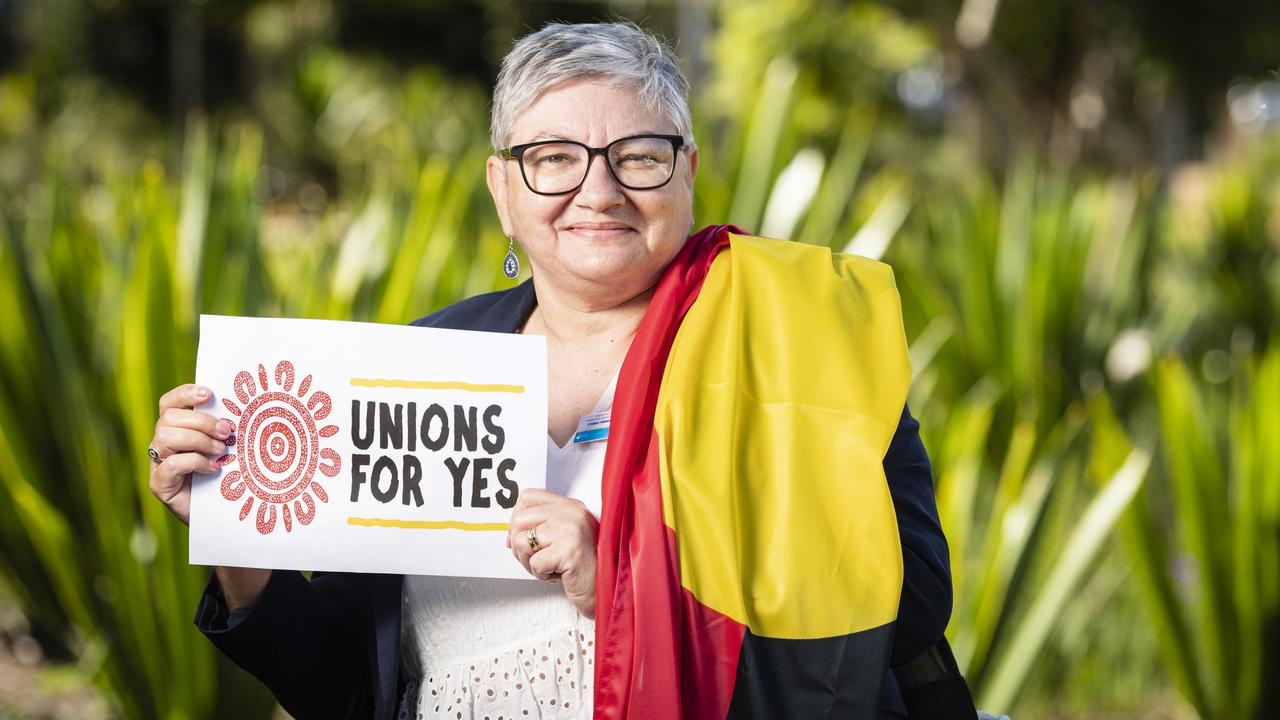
<box><xmin>1</xmin><ymin>0</ymin><xmax>1278</xmax><ymax>718</ymax></box>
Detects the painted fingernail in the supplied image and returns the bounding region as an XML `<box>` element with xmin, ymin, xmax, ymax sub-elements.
<box><xmin>225</xmin><ymin>432</ymin><xmax>236</xmax><ymax>447</ymax></box>
<box><xmin>216</xmin><ymin>419</ymin><xmax>234</xmax><ymax>437</ymax></box>
<box><xmin>194</xmin><ymin>387</ymin><xmax>209</xmax><ymax>399</ymax></box>
<box><xmin>213</xmin><ymin>441</ymin><xmax>227</xmax><ymax>455</ymax></box>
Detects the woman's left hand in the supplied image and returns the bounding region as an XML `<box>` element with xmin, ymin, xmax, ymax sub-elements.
<box><xmin>508</xmin><ymin>488</ymin><xmax>599</xmax><ymax>619</ymax></box>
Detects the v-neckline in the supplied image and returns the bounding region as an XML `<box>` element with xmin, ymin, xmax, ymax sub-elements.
<box><xmin>548</xmin><ymin>366</ymin><xmax>621</xmax><ymax>452</ymax></box>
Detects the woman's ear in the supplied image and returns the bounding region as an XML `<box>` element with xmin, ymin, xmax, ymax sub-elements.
<box><xmin>486</xmin><ymin>154</ymin><xmax>513</xmax><ymax>235</ymax></box>
<box><xmin>686</xmin><ymin>144</ymin><xmax>700</xmax><ymax>183</ymax></box>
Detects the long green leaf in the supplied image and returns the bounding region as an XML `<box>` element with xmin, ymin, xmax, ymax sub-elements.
<box><xmin>979</xmin><ymin>447</ymin><xmax>1151</xmax><ymax>710</ymax></box>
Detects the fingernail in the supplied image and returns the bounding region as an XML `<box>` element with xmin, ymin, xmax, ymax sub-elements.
<box><xmin>216</xmin><ymin>420</ymin><xmax>234</xmax><ymax>437</ymax></box>
<box><xmin>194</xmin><ymin>387</ymin><xmax>209</xmax><ymax>399</ymax></box>
<box><xmin>214</xmin><ymin>441</ymin><xmax>227</xmax><ymax>455</ymax></box>
<box><xmin>225</xmin><ymin>432</ymin><xmax>236</xmax><ymax>447</ymax></box>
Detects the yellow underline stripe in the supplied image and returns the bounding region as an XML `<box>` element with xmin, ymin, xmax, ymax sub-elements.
<box><xmin>347</xmin><ymin>517</ymin><xmax>509</xmax><ymax>532</ymax></box>
<box><xmin>349</xmin><ymin>378</ymin><xmax>525</xmax><ymax>394</ymax></box>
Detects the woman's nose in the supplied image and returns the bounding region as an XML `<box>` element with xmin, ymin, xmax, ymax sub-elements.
<box><xmin>574</xmin><ymin>153</ymin><xmax>625</xmax><ymax>209</ymax></box>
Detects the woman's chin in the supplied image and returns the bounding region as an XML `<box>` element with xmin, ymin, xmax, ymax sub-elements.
<box><xmin>559</xmin><ymin>248</ymin><xmax>645</xmax><ymax>279</ymax></box>
<box><xmin>528</xmin><ymin>236</ymin><xmax>685</xmax><ymax>295</ymax></box>
<box><xmin>551</xmin><ymin>257</ymin><xmax>657</xmax><ymax>294</ymax></box>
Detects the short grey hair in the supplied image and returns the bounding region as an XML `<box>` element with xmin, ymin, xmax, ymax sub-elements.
<box><xmin>490</xmin><ymin>22</ymin><xmax>694</xmax><ymax>151</ymax></box>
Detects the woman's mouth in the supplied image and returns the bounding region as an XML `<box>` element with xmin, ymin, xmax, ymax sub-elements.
<box><xmin>562</xmin><ymin>222</ymin><xmax>636</xmax><ymax>238</ymax></box>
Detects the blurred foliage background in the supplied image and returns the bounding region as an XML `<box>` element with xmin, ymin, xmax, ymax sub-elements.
<box><xmin>1</xmin><ymin>0</ymin><xmax>1278</xmax><ymax>718</ymax></box>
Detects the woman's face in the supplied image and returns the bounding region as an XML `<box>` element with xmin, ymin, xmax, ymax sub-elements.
<box><xmin>486</xmin><ymin>78</ymin><xmax>699</xmax><ymax>303</ymax></box>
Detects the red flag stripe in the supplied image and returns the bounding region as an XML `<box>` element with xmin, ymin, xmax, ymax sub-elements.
<box><xmin>594</xmin><ymin>225</ymin><xmax>743</xmax><ymax>719</ymax></box>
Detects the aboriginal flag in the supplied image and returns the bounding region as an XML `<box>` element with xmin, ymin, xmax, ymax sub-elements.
<box><xmin>592</xmin><ymin>225</ymin><xmax>913</xmax><ymax>719</ymax></box>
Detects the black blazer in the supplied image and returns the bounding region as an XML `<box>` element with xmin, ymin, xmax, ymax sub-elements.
<box><xmin>195</xmin><ymin>279</ymin><xmax>952</xmax><ymax>719</ymax></box>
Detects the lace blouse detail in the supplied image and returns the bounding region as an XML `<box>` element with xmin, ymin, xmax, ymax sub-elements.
<box><xmin>397</xmin><ymin>606</ymin><xmax>595</xmax><ymax>719</ymax></box>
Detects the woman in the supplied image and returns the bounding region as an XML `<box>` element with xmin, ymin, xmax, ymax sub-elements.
<box><xmin>147</xmin><ymin>22</ymin><xmax>951</xmax><ymax>719</ymax></box>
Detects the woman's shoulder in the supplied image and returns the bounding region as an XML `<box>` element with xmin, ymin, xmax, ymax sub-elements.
<box><xmin>409</xmin><ymin>279</ymin><xmax>536</xmax><ymax>332</ymax></box>
<box><xmin>726</xmin><ymin>233</ymin><xmax>901</xmax><ymax>298</ymax></box>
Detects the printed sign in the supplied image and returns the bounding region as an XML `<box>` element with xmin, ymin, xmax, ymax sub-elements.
<box><xmin>190</xmin><ymin>315</ymin><xmax>548</xmax><ymax>579</ymax></box>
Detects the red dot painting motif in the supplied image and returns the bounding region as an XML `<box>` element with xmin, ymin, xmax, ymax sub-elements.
<box><xmin>216</xmin><ymin>360</ymin><xmax>341</xmax><ymax>534</ymax></box>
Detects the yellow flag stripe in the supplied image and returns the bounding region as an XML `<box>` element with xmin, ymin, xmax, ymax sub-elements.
<box><xmin>655</xmin><ymin>234</ymin><xmax>910</xmax><ymax>639</ymax></box>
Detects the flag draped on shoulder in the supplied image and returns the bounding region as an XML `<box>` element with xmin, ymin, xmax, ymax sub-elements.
<box><xmin>593</xmin><ymin>224</ymin><xmax>913</xmax><ymax>719</ymax></box>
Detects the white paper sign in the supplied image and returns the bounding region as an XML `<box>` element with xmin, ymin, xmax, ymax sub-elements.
<box><xmin>191</xmin><ymin>315</ymin><xmax>547</xmax><ymax>579</ymax></box>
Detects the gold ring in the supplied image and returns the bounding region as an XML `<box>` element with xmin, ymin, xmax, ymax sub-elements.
<box><xmin>526</xmin><ymin>527</ymin><xmax>540</xmax><ymax>551</ymax></box>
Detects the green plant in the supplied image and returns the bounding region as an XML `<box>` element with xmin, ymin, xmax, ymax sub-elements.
<box><xmin>0</xmin><ymin>62</ymin><xmax>503</xmax><ymax>718</ymax></box>
<box><xmin>1087</xmin><ymin>351</ymin><xmax>1280</xmax><ymax>720</ymax></box>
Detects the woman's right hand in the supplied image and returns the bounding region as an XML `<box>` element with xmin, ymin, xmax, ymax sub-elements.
<box><xmin>150</xmin><ymin>383</ymin><xmax>271</xmax><ymax>611</ymax></box>
<box><xmin>148</xmin><ymin>383</ymin><xmax>234</xmax><ymax>526</ymax></box>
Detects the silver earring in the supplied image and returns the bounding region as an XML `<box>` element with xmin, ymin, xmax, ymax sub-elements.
<box><xmin>503</xmin><ymin>236</ymin><xmax>520</xmax><ymax>280</ymax></box>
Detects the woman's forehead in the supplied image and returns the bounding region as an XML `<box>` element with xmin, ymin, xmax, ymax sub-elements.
<box><xmin>508</xmin><ymin>79</ymin><xmax>673</xmax><ymax>142</ymax></box>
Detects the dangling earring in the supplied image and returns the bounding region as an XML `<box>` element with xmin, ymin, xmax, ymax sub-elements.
<box><xmin>502</xmin><ymin>235</ymin><xmax>520</xmax><ymax>280</ymax></box>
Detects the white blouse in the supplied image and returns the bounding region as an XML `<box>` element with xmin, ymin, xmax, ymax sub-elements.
<box><xmin>399</xmin><ymin>375</ymin><xmax>615</xmax><ymax>720</ymax></box>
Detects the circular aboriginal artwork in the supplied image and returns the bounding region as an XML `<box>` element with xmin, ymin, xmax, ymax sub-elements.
<box><xmin>216</xmin><ymin>360</ymin><xmax>340</xmax><ymax>534</ymax></box>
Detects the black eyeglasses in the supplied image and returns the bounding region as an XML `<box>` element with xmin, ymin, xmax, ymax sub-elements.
<box><xmin>498</xmin><ymin>134</ymin><xmax>686</xmax><ymax>196</ymax></box>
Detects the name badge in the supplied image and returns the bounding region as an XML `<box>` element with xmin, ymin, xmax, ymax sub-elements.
<box><xmin>572</xmin><ymin>410</ymin><xmax>611</xmax><ymax>444</ymax></box>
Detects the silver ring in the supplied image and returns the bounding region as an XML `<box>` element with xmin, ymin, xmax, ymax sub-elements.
<box><xmin>526</xmin><ymin>527</ymin><xmax>541</xmax><ymax>552</ymax></box>
<box><xmin>148</xmin><ymin>445</ymin><xmax>163</xmax><ymax>464</ymax></box>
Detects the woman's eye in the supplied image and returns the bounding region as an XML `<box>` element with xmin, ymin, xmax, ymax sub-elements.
<box><xmin>537</xmin><ymin>154</ymin><xmax>576</xmax><ymax>165</ymax></box>
<box><xmin>620</xmin><ymin>154</ymin><xmax>659</xmax><ymax>165</ymax></box>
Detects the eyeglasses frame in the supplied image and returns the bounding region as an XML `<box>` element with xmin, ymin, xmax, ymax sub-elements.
<box><xmin>497</xmin><ymin>133</ymin><xmax>687</xmax><ymax>196</ymax></box>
